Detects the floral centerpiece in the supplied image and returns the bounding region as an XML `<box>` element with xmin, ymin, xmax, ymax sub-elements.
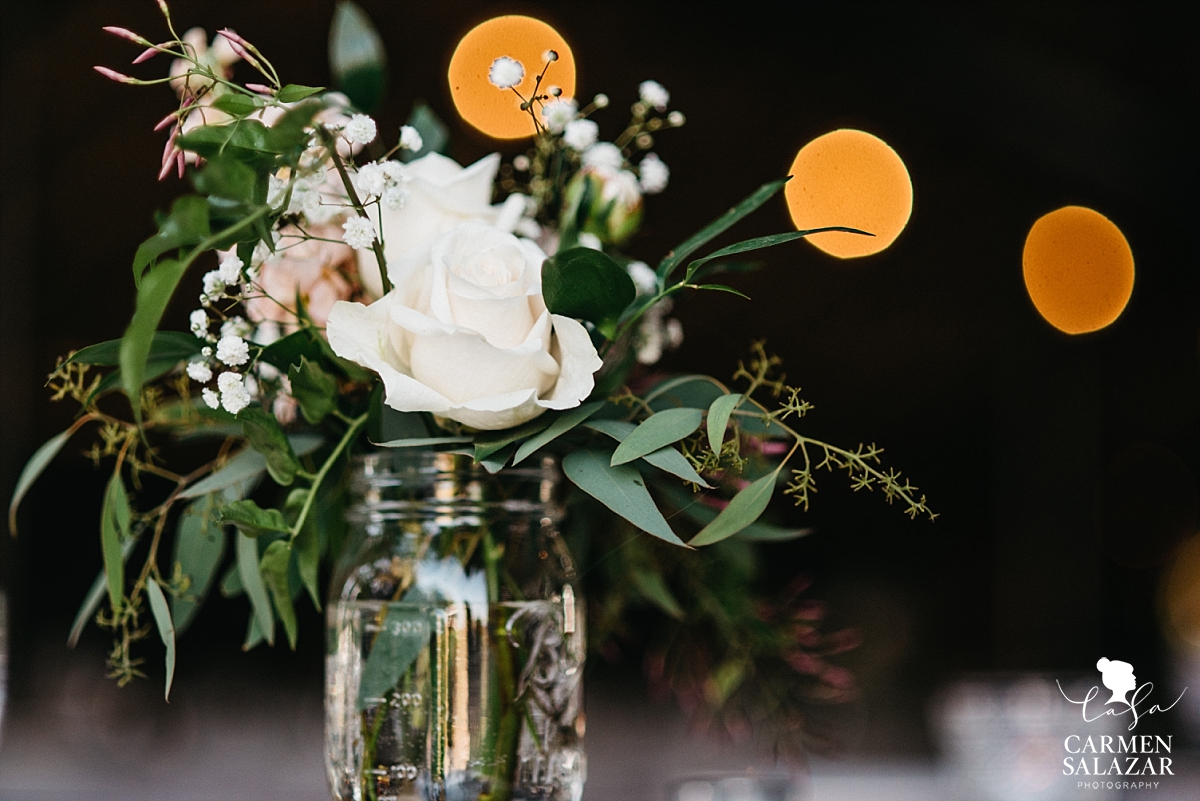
<box><xmin>9</xmin><ymin>3</ymin><xmax>934</xmax><ymax>799</ymax></box>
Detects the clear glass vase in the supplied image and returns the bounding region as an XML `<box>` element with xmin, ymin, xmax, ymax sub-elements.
<box><xmin>325</xmin><ymin>450</ymin><xmax>585</xmax><ymax>801</ymax></box>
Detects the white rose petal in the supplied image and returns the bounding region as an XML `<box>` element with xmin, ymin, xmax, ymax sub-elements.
<box><xmin>563</xmin><ymin>119</ymin><xmax>599</xmax><ymax>151</ymax></box>
<box><xmin>328</xmin><ymin>222</ymin><xmax>602</xmax><ymax>430</ymax></box>
<box><xmin>216</xmin><ymin>335</ymin><xmax>250</xmax><ymax>367</ymax></box>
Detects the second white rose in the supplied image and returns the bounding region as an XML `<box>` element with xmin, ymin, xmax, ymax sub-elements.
<box><xmin>328</xmin><ymin>222</ymin><xmax>603</xmax><ymax>430</ymax></box>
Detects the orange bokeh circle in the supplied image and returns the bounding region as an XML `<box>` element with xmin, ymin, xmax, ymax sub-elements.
<box><xmin>785</xmin><ymin>129</ymin><xmax>913</xmax><ymax>259</ymax></box>
<box><xmin>448</xmin><ymin>15</ymin><xmax>575</xmax><ymax>140</ymax></box>
<box><xmin>1022</xmin><ymin>206</ymin><xmax>1134</xmax><ymax>334</ymax></box>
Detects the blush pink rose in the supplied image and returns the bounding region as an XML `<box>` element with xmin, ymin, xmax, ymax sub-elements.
<box><xmin>244</xmin><ymin>225</ymin><xmax>359</xmax><ymax>331</ymax></box>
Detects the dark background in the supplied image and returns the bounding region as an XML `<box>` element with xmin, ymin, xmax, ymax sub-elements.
<box><xmin>2</xmin><ymin>0</ymin><xmax>1198</xmax><ymax>791</ymax></box>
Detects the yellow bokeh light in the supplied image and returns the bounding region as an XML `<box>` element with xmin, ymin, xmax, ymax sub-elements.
<box><xmin>784</xmin><ymin>129</ymin><xmax>913</xmax><ymax>259</ymax></box>
<box><xmin>1162</xmin><ymin>532</ymin><xmax>1200</xmax><ymax>651</ymax></box>
<box><xmin>448</xmin><ymin>16</ymin><xmax>575</xmax><ymax>140</ymax></box>
<box><xmin>1022</xmin><ymin>206</ymin><xmax>1134</xmax><ymax>334</ymax></box>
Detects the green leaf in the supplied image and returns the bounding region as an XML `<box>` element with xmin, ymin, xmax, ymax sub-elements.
<box><xmin>84</xmin><ymin>359</ymin><xmax>179</xmax><ymax>406</ymax></box>
<box><xmin>175</xmin><ymin>119</ymin><xmax>276</xmax><ymax>162</ymax></box>
<box><xmin>243</xmin><ymin>613</ymin><xmax>267</xmax><ymax>650</ymax></box>
<box><xmin>375</xmin><ymin>436</ymin><xmax>473</xmax><ymax>448</ymax></box>
<box><xmin>240</xmin><ymin>407</ymin><xmax>299</xmax><ymax>485</ymax></box>
<box><xmin>655</xmin><ymin>178</ymin><xmax>787</xmax><ymax>282</ymax></box>
<box><xmin>611</xmin><ymin>408</ymin><xmax>704</xmax><ymax>466</ymax></box>
<box><xmin>145</xmin><ymin>579</ymin><xmax>177</xmax><ymax>701</ymax></box>
<box><xmin>179</xmin><ymin>435</ymin><xmax>320</xmax><ymax>499</ymax></box>
<box><xmin>707</xmin><ymin>393</ymin><xmax>743</xmax><ymax>455</ymax></box>
<box><xmin>131</xmin><ymin>196</ymin><xmax>209</xmax><ymax>284</ymax></box>
<box><xmin>735</xmin><ymin>523</ymin><xmax>813</xmax><ymax>542</ymax></box>
<box><xmin>480</xmin><ymin>442</ymin><xmax>519</xmax><ymax>474</ymax></box>
<box><xmin>512</xmin><ymin>402</ymin><xmax>605</xmax><ymax>465</ymax></box>
<box><xmin>542</xmin><ymin>247</ymin><xmax>636</xmax><ymax>337</ymax></box>
<box><xmin>631</xmin><ymin>569</ymin><xmax>684</xmax><ymax>619</ymax></box>
<box><xmin>682</xmin><ymin>228</ymin><xmax>871</xmax><ymax>283</ymax></box>
<box><xmin>67</xmin><ymin>331</ymin><xmax>203</xmax><ymax>367</ymax></box>
<box><xmin>220</xmin><ymin>562</ymin><xmax>244</xmax><ymax>598</ymax></box>
<box><xmin>68</xmin><ymin>533</ymin><xmax>138</xmax><ymax>648</ymax></box>
<box><xmin>258</xmin><ymin>328</ymin><xmax>327</xmax><ymax>372</ymax></box>
<box><xmin>218</xmin><ymin>499</ymin><xmax>291</xmax><ymax>538</ymax></box>
<box><xmin>369</xmin><ymin>384</ymin><xmax>430</xmax><ymax>443</ymax></box>
<box><xmin>294</xmin><ymin>509</ymin><xmax>321</xmax><ymax>611</ymax></box>
<box><xmin>289</xmin><ymin>357</ymin><xmax>338</xmax><ymax>424</ymax></box>
<box><xmin>689</xmin><ymin>470</ymin><xmax>779</xmax><ymax>546</ymax></box>
<box><xmin>691</xmin><ymin>283</ymin><xmax>750</xmax><ymax>300</ymax></box>
<box><xmin>263</xmin><ymin>101</ymin><xmax>324</xmax><ymax>163</ymax></box>
<box><xmin>643</xmin><ymin>374</ymin><xmax>728</xmax><ymax>413</ymax></box>
<box><xmin>687</xmin><ymin>259</ymin><xmax>763</xmax><ymax>283</ymax></box>
<box><xmin>358</xmin><ymin>604</ymin><xmax>431</xmax><ymax>711</ymax></box>
<box><xmin>100</xmin><ymin>473</ymin><xmax>130</xmax><ymax>614</ymax></box>
<box><xmin>120</xmin><ymin>259</ymin><xmax>188</xmax><ymax>425</ymax></box>
<box><xmin>562</xmin><ymin>450</ymin><xmax>684</xmax><ymax>546</ymax></box>
<box><xmin>9</xmin><ymin>428</ymin><xmax>75</xmax><ymax>535</ymax></box>
<box><xmin>236</xmin><ymin>531</ymin><xmax>274</xmax><ymax>646</ymax></box>
<box><xmin>276</xmin><ymin>84</ymin><xmax>325</xmax><ymax>103</ymax></box>
<box><xmin>209</xmin><ymin>92</ymin><xmax>264</xmax><ymax>116</ymax></box>
<box><xmin>171</xmin><ymin>492</ymin><xmax>229</xmax><ymax>635</ymax></box>
<box><xmin>584</xmin><ymin>419</ymin><xmax>710</xmax><ymax>487</ymax></box>
<box><xmin>260</xmin><ymin>540</ymin><xmax>297</xmax><ymax>650</ymax></box>
<box><xmin>474</xmin><ymin>415</ymin><xmax>555</xmax><ymax>462</ymax></box>
<box><xmin>400</xmin><ymin>100</ymin><xmax>448</xmax><ymax>162</ymax></box>
<box><xmin>329</xmin><ymin>1</ymin><xmax>387</xmax><ymax>112</ymax></box>
<box><xmin>191</xmin><ymin>153</ymin><xmax>259</xmax><ymax>204</ymax></box>
<box><xmin>651</xmin><ymin>478</ymin><xmax>809</xmax><ymax>542</ymax></box>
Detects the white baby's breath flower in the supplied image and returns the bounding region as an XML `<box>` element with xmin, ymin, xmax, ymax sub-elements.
<box><xmin>344</xmin><ymin>113</ymin><xmax>377</xmax><ymax>145</ymax></box>
<box><xmin>563</xmin><ymin>119</ymin><xmax>598</xmax><ymax>151</ymax></box>
<box><xmin>187</xmin><ymin>360</ymin><xmax>213</xmax><ymax>383</ymax></box>
<box><xmin>638</xmin><ymin>153</ymin><xmax>669</xmax><ymax>194</ymax></box>
<box><xmin>383</xmin><ymin>184</ymin><xmax>409</xmax><ymax>210</ymax></box>
<box><xmin>201</xmin><ymin>346</ymin><xmax>213</xmax><ymax>358</ymax></box>
<box><xmin>216</xmin><ymin>334</ymin><xmax>250</xmax><ymax>367</ymax></box>
<box><xmin>578</xmin><ymin>232</ymin><xmax>603</xmax><ymax>251</ymax></box>
<box><xmin>201</xmin><ymin>388</ymin><xmax>220</xmax><ymax>409</ymax></box>
<box><xmin>488</xmin><ymin>56</ymin><xmax>525</xmax><ymax>89</ymax></box>
<box><xmin>355</xmin><ymin>162</ymin><xmax>387</xmax><ymax>199</ymax></box>
<box><xmin>267</xmin><ymin>174</ymin><xmax>288</xmax><ymax>208</ymax></box>
<box><xmin>592</xmin><ymin>93</ymin><xmax>609</xmax><ymax>109</ymax></box>
<box><xmin>221</xmin><ymin>315</ymin><xmax>253</xmax><ymax>339</ymax></box>
<box><xmin>342</xmin><ymin>216</ymin><xmax>377</xmax><ymax>250</ymax></box>
<box><xmin>217</xmin><ymin>371</ymin><xmax>252</xmax><ymax>415</ymax></box>
<box><xmin>639</xmin><ymin>80</ymin><xmax>670</xmax><ymax>110</ymax></box>
<box><xmin>399</xmin><ymin>125</ymin><xmax>423</xmax><ymax>151</ymax></box>
<box><xmin>202</xmin><ymin>270</ymin><xmax>226</xmax><ymax>296</ymax></box>
<box><xmin>626</xmin><ymin>261</ymin><xmax>657</xmax><ymax>295</ymax></box>
<box><xmin>513</xmin><ymin>154</ymin><xmax>530</xmax><ymax>171</ymax></box>
<box><xmin>382</xmin><ymin>161</ymin><xmax>408</xmax><ymax>182</ymax></box>
<box><xmin>582</xmin><ymin>142</ymin><xmax>624</xmax><ymax>171</ymax></box>
<box><xmin>667</xmin><ymin>110</ymin><xmax>685</xmax><ymax>127</ymax></box>
<box><xmin>541</xmin><ymin>98</ymin><xmax>578</xmax><ymax>133</ymax></box>
<box><xmin>218</xmin><ymin>254</ymin><xmax>244</xmax><ymax>285</ymax></box>
<box><xmin>189</xmin><ymin>309</ymin><xmax>209</xmax><ymax>336</ymax></box>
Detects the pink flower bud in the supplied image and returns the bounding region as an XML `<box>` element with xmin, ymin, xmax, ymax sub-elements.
<box><xmin>246</xmin><ymin>83</ymin><xmax>273</xmax><ymax>94</ymax></box>
<box><xmin>153</xmin><ymin>111</ymin><xmax>177</xmax><ymax>131</ymax></box>
<box><xmin>177</xmin><ymin>150</ymin><xmax>186</xmax><ymax>179</ymax></box>
<box><xmin>132</xmin><ymin>47</ymin><xmax>160</xmax><ymax>65</ymax></box>
<box><xmin>93</xmin><ymin>65</ymin><xmax>134</xmax><ymax>83</ymax></box>
<box><xmin>102</xmin><ymin>26</ymin><xmax>146</xmax><ymax>44</ymax></box>
<box><xmin>217</xmin><ymin>28</ymin><xmax>249</xmax><ymax>47</ymax></box>
<box><xmin>158</xmin><ymin>151</ymin><xmax>177</xmax><ymax>181</ymax></box>
<box><xmin>219</xmin><ymin>36</ymin><xmax>258</xmax><ymax>67</ymax></box>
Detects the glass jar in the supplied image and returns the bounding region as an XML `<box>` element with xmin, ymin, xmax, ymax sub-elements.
<box><xmin>325</xmin><ymin>451</ymin><xmax>585</xmax><ymax>801</ymax></box>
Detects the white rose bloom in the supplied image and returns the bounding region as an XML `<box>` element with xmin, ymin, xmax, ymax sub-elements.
<box><xmin>329</xmin><ymin>222</ymin><xmax>603</xmax><ymax>430</ymax></box>
<box><xmin>357</xmin><ymin>152</ymin><xmax>527</xmax><ymax>298</ymax></box>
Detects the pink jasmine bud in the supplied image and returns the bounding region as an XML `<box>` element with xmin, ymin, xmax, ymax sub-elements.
<box><xmin>156</xmin><ymin>0</ymin><xmax>171</xmax><ymax>17</ymax></box>
<box><xmin>93</xmin><ymin>65</ymin><xmax>134</xmax><ymax>83</ymax></box>
<box><xmin>158</xmin><ymin>151</ymin><xmax>177</xmax><ymax>181</ymax></box>
<box><xmin>219</xmin><ymin>36</ymin><xmax>258</xmax><ymax>67</ymax></box>
<box><xmin>245</xmin><ymin>83</ymin><xmax>273</xmax><ymax>94</ymax></box>
<box><xmin>177</xmin><ymin>150</ymin><xmax>186</xmax><ymax>179</ymax></box>
<box><xmin>102</xmin><ymin>26</ymin><xmax>147</xmax><ymax>44</ymax></box>
<box><xmin>217</xmin><ymin>28</ymin><xmax>249</xmax><ymax>46</ymax></box>
<box><xmin>153</xmin><ymin>110</ymin><xmax>178</xmax><ymax>131</ymax></box>
<box><xmin>132</xmin><ymin>46</ymin><xmax>160</xmax><ymax>65</ymax></box>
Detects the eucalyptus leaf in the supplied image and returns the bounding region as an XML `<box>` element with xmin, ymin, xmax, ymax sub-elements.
<box><xmin>511</xmin><ymin>402</ymin><xmax>605</xmax><ymax>465</ymax></box>
<box><xmin>374</xmin><ymin>436</ymin><xmax>473</xmax><ymax>448</ymax></box>
<box><xmin>689</xmin><ymin>470</ymin><xmax>779</xmax><ymax>547</ymax></box>
<box><xmin>289</xmin><ymin>357</ymin><xmax>338</xmax><ymax>424</ymax></box>
<box><xmin>179</xmin><ymin>434</ymin><xmax>320</xmax><ymax>499</ymax></box>
<box><xmin>358</xmin><ymin>604</ymin><xmax>432</xmax><ymax>710</ymax></box>
<box><xmin>562</xmin><ymin>449</ymin><xmax>684</xmax><ymax>546</ymax></box>
<box><xmin>240</xmin><ymin>407</ymin><xmax>299</xmax><ymax>485</ymax></box>
<box><xmin>67</xmin><ymin>331</ymin><xmax>203</xmax><ymax>367</ymax></box>
<box><xmin>100</xmin><ymin>473</ymin><xmax>131</xmax><ymax>614</ymax></box>
<box><xmin>120</xmin><ymin>258</ymin><xmax>188</xmax><ymax>424</ymax></box>
<box><xmin>584</xmin><ymin>419</ymin><xmax>710</xmax><ymax>487</ymax></box>
<box><xmin>219</xmin><ymin>499</ymin><xmax>291</xmax><ymax>538</ymax></box>
<box><xmin>651</xmin><ymin>478</ymin><xmax>809</xmax><ymax>542</ymax></box>
<box><xmin>474</xmin><ymin>415</ymin><xmax>554</xmax><ymax>462</ymax></box>
<box><xmin>480</xmin><ymin>442</ymin><xmax>519</xmax><ymax>474</ymax></box>
<box><xmin>707</xmin><ymin>393</ymin><xmax>743</xmax><ymax>455</ymax></box>
<box><xmin>690</xmin><ymin>283</ymin><xmax>750</xmax><ymax>300</ymax></box>
<box><xmin>329</xmin><ymin>1</ymin><xmax>387</xmax><ymax>112</ymax></box>
<box><xmin>295</xmin><ymin>511</ymin><xmax>321</xmax><ymax>611</ymax></box>
<box><xmin>237</xmin><ymin>531</ymin><xmax>274</xmax><ymax>646</ymax></box>
<box><xmin>220</xmin><ymin>562</ymin><xmax>244</xmax><ymax>598</ymax></box>
<box><xmin>68</xmin><ymin>534</ymin><xmax>138</xmax><ymax>648</ymax></box>
<box><xmin>84</xmin><ymin>358</ymin><xmax>182</xmax><ymax>406</ymax></box>
<box><xmin>643</xmin><ymin>374</ymin><xmax>727</xmax><ymax>413</ymax></box>
<box><xmin>260</xmin><ymin>540</ymin><xmax>298</xmax><ymax>650</ymax></box>
<box><xmin>655</xmin><ymin>179</ymin><xmax>787</xmax><ymax>282</ymax></box>
<box><xmin>9</xmin><ymin>428</ymin><xmax>75</xmax><ymax>536</ymax></box>
<box><xmin>145</xmin><ymin>579</ymin><xmax>177</xmax><ymax>701</ymax></box>
<box><xmin>610</xmin><ymin>408</ymin><xmax>704</xmax><ymax>466</ymax></box>
<box><xmin>631</xmin><ymin>569</ymin><xmax>685</xmax><ymax>619</ymax></box>
<box><xmin>542</xmin><ymin>248</ymin><xmax>636</xmax><ymax>337</ymax></box>
<box><xmin>171</xmin><ymin>491</ymin><xmax>230</xmax><ymax>635</ymax></box>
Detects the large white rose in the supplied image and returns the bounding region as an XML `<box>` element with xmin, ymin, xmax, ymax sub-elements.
<box><xmin>358</xmin><ymin>152</ymin><xmax>526</xmax><ymax>297</ymax></box>
<box><xmin>329</xmin><ymin>222</ymin><xmax>602</xmax><ymax>430</ymax></box>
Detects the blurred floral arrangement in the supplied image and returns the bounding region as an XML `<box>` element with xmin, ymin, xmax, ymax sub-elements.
<box><xmin>8</xmin><ymin>0</ymin><xmax>935</xmax><ymax>764</ymax></box>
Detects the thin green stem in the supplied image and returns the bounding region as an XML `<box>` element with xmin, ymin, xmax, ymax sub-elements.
<box><xmin>289</xmin><ymin>412</ymin><xmax>367</xmax><ymax>540</ymax></box>
<box><xmin>315</xmin><ymin>125</ymin><xmax>393</xmax><ymax>295</ymax></box>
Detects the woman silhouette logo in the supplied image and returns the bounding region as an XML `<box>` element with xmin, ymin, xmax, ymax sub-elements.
<box><xmin>1096</xmin><ymin>657</ymin><xmax>1136</xmax><ymax>707</ymax></box>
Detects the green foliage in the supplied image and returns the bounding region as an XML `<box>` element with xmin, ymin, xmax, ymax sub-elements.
<box><xmin>707</xmin><ymin>393</ymin><xmax>742</xmax><ymax>455</ymax></box>
<box><xmin>240</xmin><ymin>407</ymin><xmax>299</xmax><ymax>485</ymax></box>
<box><xmin>329</xmin><ymin>1</ymin><xmax>387</xmax><ymax>112</ymax></box>
<box><xmin>68</xmin><ymin>533</ymin><xmax>139</xmax><ymax>648</ymax></box>
<box><xmin>171</xmin><ymin>491</ymin><xmax>232</xmax><ymax>635</ymax></box>
<box><xmin>9</xmin><ymin>428</ymin><xmax>76</xmax><ymax>535</ymax></box>
<box><xmin>219</xmin><ymin>499</ymin><xmax>291</xmax><ymax>538</ymax></box>
<box><xmin>631</xmin><ymin>568</ymin><xmax>685</xmax><ymax>619</ymax></box>
<box><xmin>132</xmin><ymin>197</ymin><xmax>209</xmax><ymax>284</ymax></box>
<box><xmin>511</xmin><ymin>402</ymin><xmax>605</xmax><ymax>465</ymax></box>
<box><xmin>276</xmin><ymin>84</ymin><xmax>325</xmax><ymax>103</ymax></box>
<box><xmin>689</xmin><ymin>470</ymin><xmax>779</xmax><ymax>546</ymax></box>
<box><xmin>542</xmin><ymin>248</ymin><xmax>636</xmax><ymax>338</ymax></box>
<box><xmin>610</xmin><ymin>408</ymin><xmax>703</xmax><ymax>466</ymax></box>
<box><xmin>562</xmin><ymin>449</ymin><xmax>684</xmax><ymax>546</ymax></box>
<box><xmin>145</xmin><ymin>579</ymin><xmax>176</xmax><ymax>701</ymax></box>
<box><xmin>236</xmin><ymin>531</ymin><xmax>274</xmax><ymax>647</ymax></box>
<box><xmin>67</xmin><ymin>331</ymin><xmax>203</xmax><ymax>367</ymax></box>
<box><xmin>585</xmin><ymin>419</ymin><xmax>709</xmax><ymax>487</ymax></box>
<box><xmin>401</xmin><ymin>101</ymin><xmax>449</xmax><ymax>162</ymax></box>
<box><xmin>289</xmin><ymin>357</ymin><xmax>338</xmax><ymax>424</ymax></box>
<box><xmin>260</xmin><ymin>540</ymin><xmax>298</xmax><ymax>649</ymax></box>
<box><xmin>100</xmin><ymin>472</ymin><xmax>131</xmax><ymax>614</ymax></box>
<box><xmin>357</xmin><ymin>605</ymin><xmax>430</xmax><ymax>711</ymax></box>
